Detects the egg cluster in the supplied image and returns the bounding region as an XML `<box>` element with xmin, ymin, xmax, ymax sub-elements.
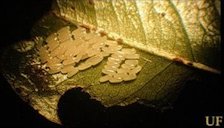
<box><xmin>38</xmin><ymin>26</ymin><xmax>142</xmax><ymax>83</ymax></box>
<box><xmin>100</xmin><ymin>49</ymin><xmax>141</xmax><ymax>83</ymax></box>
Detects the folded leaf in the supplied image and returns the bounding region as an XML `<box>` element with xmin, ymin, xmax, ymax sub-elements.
<box><xmin>1</xmin><ymin>0</ymin><xmax>221</xmax><ymax>125</ymax></box>
<box><xmin>56</xmin><ymin>0</ymin><xmax>221</xmax><ymax>72</ymax></box>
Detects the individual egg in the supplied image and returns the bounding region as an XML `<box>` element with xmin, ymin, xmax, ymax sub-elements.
<box><xmin>124</xmin><ymin>60</ymin><xmax>138</xmax><ymax>66</ymax></box>
<box><xmin>111</xmin><ymin>53</ymin><xmax>125</xmax><ymax>61</ymax></box>
<box><xmin>48</xmin><ymin>64</ymin><xmax>63</xmax><ymax>74</ymax></box>
<box><xmin>61</xmin><ymin>65</ymin><xmax>76</xmax><ymax>74</ymax></box>
<box><xmin>78</xmin><ymin>63</ymin><xmax>92</xmax><ymax>71</ymax></box>
<box><xmin>87</xmin><ymin>55</ymin><xmax>104</xmax><ymax>66</ymax></box>
<box><xmin>104</xmin><ymin>64</ymin><xmax>118</xmax><ymax>71</ymax></box>
<box><xmin>124</xmin><ymin>54</ymin><xmax>140</xmax><ymax>59</ymax></box>
<box><xmin>121</xmin><ymin>63</ymin><xmax>135</xmax><ymax>70</ymax></box>
<box><xmin>105</xmin><ymin>40</ymin><xmax>118</xmax><ymax>46</ymax></box>
<box><xmin>87</xmin><ymin>47</ymin><xmax>101</xmax><ymax>57</ymax></box>
<box><xmin>57</xmin><ymin>26</ymin><xmax>71</xmax><ymax>42</ymax></box>
<box><xmin>121</xmin><ymin>48</ymin><xmax>136</xmax><ymax>54</ymax></box>
<box><xmin>102</xmin><ymin>68</ymin><xmax>116</xmax><ymax>75</ymax></box>
<box><xmin>71</xmin><ymin>27</ymin><xmax>86</xmax><ymax>39</ymax></box>
<box><xmin>129</xmin><ymin>65</ymin><xmax>142</xmax><ymax>74</ymax></box>
<box><xmin>109</xmin><ymin>76</ymin><xmax>123</xmax><ymax>83</ymax></box>
<box><xmin>123</xmin><ymin>74</ymin><xmax>137</xmax><ymax>81</ymax></box>
<box><xmin>99</xmin><ymin>75</ymin><xmax>111</xmax><ymax>83</ymax></box>
<box><xmin>117</xmin><ymin>68</ymin><xmax>128</xmax><ymax>74</ymax></box>
<box><xmin>62</xmin><ymin>58</ymin><xmax>76</xmax><ymax>66</ymax></box>
<box><xmin>83</xmin><ymin>32</ymin><xmax>98</xmax><ymax>41</ymax></box>
<box><xmin>46</xmin><ymin>33</ymin><xmax>58</xmax><ymax>44</ymax></box>
<box><xmin>67</xmin><ymin>67</ymin><xmax>79</xmax><ymax>78</ymax></box>
<box><xmin>108</xmin><ymin>57</ymin><xmax>122</xmax><ymax>63</ymax></box>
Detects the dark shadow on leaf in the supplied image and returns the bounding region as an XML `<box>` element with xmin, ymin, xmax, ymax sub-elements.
<box><xmin>57</xmin><ymin>87</ymin><xmax>105</xmax><ymax>127</ymax></box>
<box><xmin>57</xmin><ymin>88</ymin><xmax>167</xmax><ymax>127</ymax></box>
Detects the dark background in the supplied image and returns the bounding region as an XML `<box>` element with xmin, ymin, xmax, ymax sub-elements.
<box><xmin>0</xmin><ymin>0</ymin><xmax>223</xmax><ymax>127</ymax></box>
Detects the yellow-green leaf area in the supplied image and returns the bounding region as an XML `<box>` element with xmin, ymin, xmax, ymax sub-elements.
<box><xmin>56</xmin><ymin>0</ymin><xmax>220</xmax><ymax>69</ymax></box>
<box><xmin>1</xmin><ymin>0</ymin><xmax>220</xmax><ymax>125</ymax></box>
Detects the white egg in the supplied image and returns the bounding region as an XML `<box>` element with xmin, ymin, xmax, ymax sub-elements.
<box><xmin>61</xmin><ymin>65</ymin><xmax>76</xmax><ymax>74</ymax></box>
<box><xmin>67</xmin><ymin>68</ymin><xmax>79</xmax><ymax>78</ymax></box>
<box><xmin>102</xmin><ymin>68</ymin><xmax>116</xmax><ymax>75</ymax></box>
<box><xmin>72</xmin><ymin>27</ymin><xmax>86</xmax><ymax>38</ymax></box>
<box><xmin>62</xmin><ymin>58</ymin><xmax>76</xmax><ymax>66</ymax></box>
<box><xmin>99</xmin><ymin>75</ymin><xmax>110</xmax><ymax>83</ymax></box>
<box><xmin>46</xmin><ymin>33</ymin><xmax>58</xmax><ymax>44</ymax></box>
<box><xmin>57</xmin><ymin>26</ymin><xmax>72</xmax><ymax>42</ymax></box>
<box><xmin>104</xmin><ymin>65</ymin><xmax>118</xmax><ymax>71</ymax></box>
<box><xmin>105</xmin><ymin>40</ymin><xmax>118</xmax><ymax>46</ymax></box>
<box><xmin>125</xmin><ymin>60</ymin><xmax>138</xmax><ymax>66</ymax></box>
<box><xmin>121</xmin><ymin>63</ymin><xmax>135</xmax><ymax>70</ymax></box>
<box><xmin>109</xmin><ymin>76</ymin><xmax>123</xmax><ymax>83</ymax></box>
<box><xmin>78</xmin><ymin>63</ymin><xmax>92</xmax><ymax>71</ymax></box>
<box><xmin>125</xmin><ymin>54</ymin><xmax>140</xmax><ymax>59</ymax></box>
<box><xmin>122</xmin><ymin>48</ymin><xmax>136</xmax><ymax>54</ymax></box>
<box><xmin>123</xmin><ymin>74</ymin><xmax>137</xmax><ymax>81</ymax></box>
<box><xmin>130</xmin><ymin>65</ymin><xmax>142</xmax><ymax>74</ymax></box>
<box><xmin>117</xmin><ymin>68</ymin><xmax>128</xmax><ymax>74</ymax></box>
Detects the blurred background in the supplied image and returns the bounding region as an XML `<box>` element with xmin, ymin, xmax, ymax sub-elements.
<box><xmin>0</xmin><ymin>0</ymin><xmax>223</xmax><ymax>127</ymax></box>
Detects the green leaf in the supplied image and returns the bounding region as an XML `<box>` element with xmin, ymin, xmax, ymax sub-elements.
<box><xmin>1</xmin><ymin>0</ymin><xmax>220</xmax><ymax>124</ymax></box>
<box><xmin>56</xmin><ymin>0</ymin><xmax>221</xmax><ymax>72</ymax></box>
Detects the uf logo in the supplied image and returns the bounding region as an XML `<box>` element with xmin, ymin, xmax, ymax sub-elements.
<box><xmin>205</xmin><ymin>116</ymin><xmax>223</xmax><ymax>127</ymax></box>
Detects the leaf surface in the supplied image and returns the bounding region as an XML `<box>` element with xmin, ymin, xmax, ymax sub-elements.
<box><xmin>1</xmin><ymin>0</ymin><xmax>220</xmax><ymax>124</ymax></box>
<box><xmin>56</xmin><ymin>0</ymin><xmax>221</xmax><ymax>70</ymax></box>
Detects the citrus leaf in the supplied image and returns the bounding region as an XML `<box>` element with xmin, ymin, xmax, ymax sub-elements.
<box><xmin>1</xmin><ymin>0</ymin><xmax>221</xmax><ymax>125</ymax></box>
<box><xmin>56</xmin><ymin>0</ymin><xmax>221</xmax><ymax>73</ymax></box>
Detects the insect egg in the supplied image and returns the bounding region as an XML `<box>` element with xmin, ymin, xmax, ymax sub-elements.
<box><xmin>73</xmin><ymin>54</ymin><xmax>83</xmax><ymax>63</ymax></box>
<box><xmin>62</xmin><ymin>58</ymin><xmax>76</xmax><ymax>66</ymax></box>
<box><xmin>117</xmin><ymin>68</ymin><xmax>128</xmax><ymax>74</ymax></box>
<box><xmin>72</xmin><ymin>27</ymin><xmax>86</xmax><ymax>39</ymax></box>
<box><xmin>100</xmin><ymin>51</ymin><xmax>110</xmax><ymax>57</ymax></box>
<box><xmin>61</xmin><ymin>65</ymin><xmax>76</xmax><ymax>74</ymax></box>
<box><xmin>130</xmin><ymin>65</ymin><xmax>142</xmax><ymax>74</ymax></box>
<box><xmin>109</xmin><ymin>76</ymin><xmax>123</xmax><ymax>83</ymax></box>
<box><xmin>81</xmin><ymin>53</ymin><xmax>89</xmax><ymax>60</ymax></box>
<box><xmin>67</xmin><ymin>67</ymin><xmax>79</xmax><ymax>78</ymax></box>
<box><xmin>102</xmin><ymin>69</ymin><xmax>116</xmax><ymax>75</ymax></box>
<box><xmin>109</xmin><ymin>45</ymin><xmax>122</xmax><ymax>51</ymax></box>
<box><xmin>125</xmin><ymin>54</ymin><xmax>140</xmax><ymax>59</ymax></box>
<box><xmin>87</xmin><ymin>34</ymin><xmax>106</xmax><ymax>45</ymax></box>
<box><xmin>122</xmin><ymin>48</ymin><xmax>136</xmax><ymax>54</ymax></box>
<box><xmin>57</xmin><ymin>26</ymin><xmax>72</xmax><ymax>42</ymax></box>
<box><xmin>106</xmin><ymin>61</ymin><xmax>120</xmax><ymax>68</ymax></box>
<box><xmin>113</xmin><ymin>73</ymin><xmax>123</xmax><ymax>80</ymax></box>
<box><xmin>39</xmin><ymin>47</ymin><xmax>50</xmax><ymax>63</ymax></box>
<box><xmin>39</xmin><ymin>25</ymin><xmax>143</xmax><ymax>83</ymax></box>
<box><xmin>121</xmin><ymin>63</ymin><xmax>135</xmax><ymax>70</ymax></box>
<box><xmin>87</xmin><ymin>47</ymin><xmax>101</xmax><ymax>57</ymax></box>
<box><xmin>104</xmin><ymin>65</ymin><xmax>118</xmax><ymax>71</ymax></box>
<box><xmin>48</xmin><ymin>64</ymin><xmax>63</xmax><ymax>74</ymax></box>
<box><xmin>48</xmin><ymin>68</ymin><xmax>61</xmax><ymax>74</ymax></box>
<box><xmin>108</xmin><ymin>57</ymin><xmax>122</xmax><ymax>63</ymax></box>
<box><xmin>92</xmin><ymin>41</ymin><xmax>105</xmax><ymax>49</ymax></box>
<box><xmin>89</xmin><ymin>55</ymin><xmax>103</xmax><ymax>66</ymax></box>
<box><xmin>99</xmin><ymin>75</ymin><xmax>111</xmax><ymax>82</ymax></box>
<box><xmin>47</xmin><ymin>41</ymin><xmax>59</xmax><ymax>52</ymax></box>
<box><xmin>46</xmin><ymin>33</ymin><xmax>58</xmax><ymax>44</ymax></box>
<box><xmin>83</xmin><ymin>32</ymin><xmax>97</xmax><ymax>41</ymax></box>
<box><xmin>123</xmin><ymin>74</ymin><xmax>137</xmax><ymax>81</ymax></box>
<box><xmin>105</xmin><ymin>40</ymin><xmax>118</xmax><ymax>46</ymax></box>
<box><xmin>111</xmin><ymin>53</ymin><xmax>125</xmax><ymax>61</ymax></box>
<box><xmin>78</xmin><ymin>63</ymin><xmax>92</xmax><ymax>71</ymax></box>
<box><xmin>50</xmin><ymin>43</ymin><xmax>68</xmax><ymax>57</ymax></box>
<box><xmin>72</xmin><ymin>38</ymin><xmax>85</xmax><ymax>47</ymax></box>
<box><xmin>124</xmin><ymin>60</ymin><xmax>138</xmax><ymax>66</ymax></box>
